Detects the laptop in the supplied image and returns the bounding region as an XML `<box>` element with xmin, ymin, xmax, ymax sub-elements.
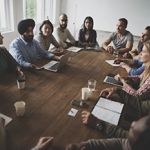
<box><xmin>42</xmin><ymin>53</ymin><xmax>70</xmax><ymax>72</ymax></box>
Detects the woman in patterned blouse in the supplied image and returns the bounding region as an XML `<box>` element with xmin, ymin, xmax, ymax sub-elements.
<box><xmin>100</xmin><ymin>39</ymin><xmax>150</xmax><ymax>98</ymax></box>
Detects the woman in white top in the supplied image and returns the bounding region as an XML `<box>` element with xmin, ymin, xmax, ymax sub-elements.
<box><xmin>35</xmin><ymin>20</ymin><xmax>65</xmax><ymax>56</ymax></box>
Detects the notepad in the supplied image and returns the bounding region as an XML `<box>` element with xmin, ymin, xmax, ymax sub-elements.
<box><xmin>68</xmin><ymin>108</ymin><xmax>78</xmax><ymax>117</ymax></box>
<box><xmin>105</xmin><ymin>60</ymin><xmax>120</xmax><ymax>67</ymax></box>
<box><xmin>91</xmin><ymin>97</ymin><xmax>124</xmax><ymax>125</ymax></box>
<box><xmin>0</xmin><ymin>113</ymin><xmax>12</xmax><ymax>126</ymax></box>
<box><xmin>67</xmin><ymin>46</ymin><xmax>82</xmax><ymax>53</ymax></box>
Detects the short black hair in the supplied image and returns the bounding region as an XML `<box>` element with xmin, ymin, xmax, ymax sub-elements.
<box><xmin>118</xmin><ymin>18</ymin><xmax>128</xmax><ymax>27</ymax></box>
<box><xmin>39</xmin><ymin>20</ymin><xmax>53</xmax><ymax>34</ymax></box>
<box><xmin>132</xmin><ymin>115</ymin><xmax>150</xmax><ymax>150</ymax></box>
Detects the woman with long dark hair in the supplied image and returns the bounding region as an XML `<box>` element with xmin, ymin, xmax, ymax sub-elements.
<box><xmin>78</xmin><ymin>16</ymin><xmax>98</xmax><ymax>48</ymax></box>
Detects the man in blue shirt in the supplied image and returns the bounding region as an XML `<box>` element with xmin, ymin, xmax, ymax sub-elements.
<box><xmin>9</xmin><ymin>19</ymin><xmax>59</xmax><ymax>69</ymax></box>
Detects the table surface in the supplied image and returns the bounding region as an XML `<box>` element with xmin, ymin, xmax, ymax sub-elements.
<box><xmin>0</xmin><ymin>50</ymin><xmax>124</xmax><ymax>150</ymax></box>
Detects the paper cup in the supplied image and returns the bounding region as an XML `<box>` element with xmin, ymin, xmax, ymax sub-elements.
<box><xmin>81</xmin><ymin>87</ymin><xmax>92</xmax><ymax>100</ymax></box>
<box><xmin>14</xmin><ymin>101</ymin><xmax>26</xmax><ymax>117</ymax></box>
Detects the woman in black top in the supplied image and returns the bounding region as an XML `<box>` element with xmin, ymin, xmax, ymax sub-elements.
<box><xmin>78</xmin><ymin>16</ymin><xmax>98</xmax><ymax>48</ymax></box>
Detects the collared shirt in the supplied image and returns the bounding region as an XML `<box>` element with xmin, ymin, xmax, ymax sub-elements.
<box><xmin>53</xmin><ymin>26</ymin><xmax>75</xmax><ymax>48</ymax></box>
<box><xmin>9</xmin><ymin>36</ymin><xmax>54</xmax><ymax>68</ymax></box>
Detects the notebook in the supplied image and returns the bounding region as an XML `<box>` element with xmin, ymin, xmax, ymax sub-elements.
<box><xmin>67</xmin><ymin>46</ymin><xmax>83</xmax><ymax>53</ymax></box>
<box><xmin>104</xmin><ymin>76</ymin><xmax>123</xmax><ymax>87</ymax></box>
<box><xmin>42</xmin><ymin>53</ymin><xmax>70</xmax><ymax>72</ymax></box>
<box><xmin>91</xmin><ymin>97</ymin><xmax>124</xmax><ymax>125</ymax></box>
<box><xmin>105</xmin><ymin>60</ymin><xmax>120</xmax><ymax>67</ymax></box>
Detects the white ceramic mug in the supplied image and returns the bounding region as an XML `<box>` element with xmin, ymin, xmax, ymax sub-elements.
<box><xmin>14</xmin><ymin>101</ymin><xmax>26</xmax><ymax>117</ymax></box>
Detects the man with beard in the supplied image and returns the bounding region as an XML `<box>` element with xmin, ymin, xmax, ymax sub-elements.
<box><xmin>54</xmin><ymin>14</ymin><xmax>76</xmax><ymax>48</ymax></box>
<box><xmin>102</xmin><ymin>18</ymin><xmax>133</xmax><ymax>56</ymax></box>
<box><xmin>9</xmin><ymin>19</ymin><xmax>59</xmax><ymax>69</ymax></box>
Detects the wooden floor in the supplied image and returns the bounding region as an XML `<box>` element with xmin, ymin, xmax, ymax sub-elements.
<box><xmin>0</xmin><ymin>50</ymin><xmax>123</xmax><ymax>150</ymax></box>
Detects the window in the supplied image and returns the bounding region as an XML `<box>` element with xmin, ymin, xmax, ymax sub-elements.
<box><xmin>0</xmin><ymin>0</ymin><xmax>13</xmax><ymax>32</ymax></box>
<box><xmin>23</xmin><ymin>0</ymin><xmax>54</xmax><ymax>23</ymax></box>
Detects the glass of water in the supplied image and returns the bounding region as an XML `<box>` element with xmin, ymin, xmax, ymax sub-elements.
<box><xmin>88</xmin><ymin>79</ymin><xmax>97</xmax><ymax>91</ymax></box>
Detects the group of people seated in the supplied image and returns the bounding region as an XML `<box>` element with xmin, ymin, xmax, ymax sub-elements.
<box><xmin>0</xmin><ymin>13</ymin><xmax>150</xmax><ymax>150</ymax></box>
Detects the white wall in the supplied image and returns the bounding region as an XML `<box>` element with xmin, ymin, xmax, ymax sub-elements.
<box><xmin>61</xmin><ymin>0</ymin><xmax>150</xmax><ymax>38</ymax></box>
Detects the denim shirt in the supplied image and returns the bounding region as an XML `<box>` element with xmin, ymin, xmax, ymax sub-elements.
<box><xmin>129</xmin><ymin>59</ymin><xmax>144</xmax><ymax>76</ymax></box>
<box><xmin>9</xmin><ymin>36</ymin><xmax>54</xmax><ymax>68</ymax></box>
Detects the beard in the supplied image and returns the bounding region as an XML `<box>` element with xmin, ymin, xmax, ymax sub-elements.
<box><xmin>60</xmin><ymin>24</ymin><xmax>67</xmax><ymax>29</ymax></box>
<box><xmin>23</xmin><ymin>35</ymin><xmax>34</xmax><ymax>43</ymax></box>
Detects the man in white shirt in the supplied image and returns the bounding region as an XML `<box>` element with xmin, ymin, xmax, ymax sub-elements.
<box><xmin>54</xmin><ymin>14</ymin><xmax>76</xmax><ymax>49</ymax></box>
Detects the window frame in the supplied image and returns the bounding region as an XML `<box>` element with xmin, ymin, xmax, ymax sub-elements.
<box><xmin>0</xmin><ymin>0</ymin><xmax>14</xmax><ymax>33</ymax></box>
<box><xmin>23</xmin><ymin>0</ymin><xmax>55</xmax><ymax>24</ymax></box>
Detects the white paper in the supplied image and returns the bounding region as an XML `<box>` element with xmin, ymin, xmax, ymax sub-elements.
<box><xmin>67</xmin><ymin>46</ymin><xmax>82</xmax><ymax>52</ymax></box>
<box><xmin>92</xmin><ymin>106</ymin><xmax>121</xmax><ymax>125</ymax></box>
<box><xmin>105</xmin><ymin>60</ymin><xmax>120</xmax><ymax>67</ymax></box>
<box><xmin>0</xmin><ymin>113</ymin><xmax>12</xmax><ymax>126</ymax></box>
<box><xmin>97</xmin><ymin>98</ymin><xmax>124</xmax><ymax>113</ymax></box>
<box><xmin>91</xmin><ymin>98</ymin><xmax>124</xmax><ymax>125</ymax></box>
<box><xmin>68</xmin><ymin>108</ymin><xmax>78</xmax><ymax>117</ymax></box>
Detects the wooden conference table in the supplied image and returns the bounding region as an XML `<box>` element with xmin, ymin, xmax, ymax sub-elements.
<box><xmin>0</xmin><ymin>50</ymin><xmax>124</xmax><ymax>150</ymax></box>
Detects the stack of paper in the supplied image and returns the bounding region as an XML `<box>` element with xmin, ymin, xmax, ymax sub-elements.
<box><xmin>67</xmin><ymin>46</ymin><xmax>82</xmax><ymax>53</ymax></box>
<box><xmin>105</xmin><ymin>60</ymin><xmax>120</xmax><ymax>67</ymax></box>
<box><xmin>91</xmin><ymin>97</ymin><xmax>124</xmax><ymax>125</ymax></box>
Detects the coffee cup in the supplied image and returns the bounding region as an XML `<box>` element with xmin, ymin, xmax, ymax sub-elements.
<box><xmin>81</xmin><ymin>87</ymin><xmax>92</xmax><ymax>100</ymax></box>
<box><xmin>14</xmin><ymin>101</ymin><xmax>26</xmax><ymax>117</ymax></box>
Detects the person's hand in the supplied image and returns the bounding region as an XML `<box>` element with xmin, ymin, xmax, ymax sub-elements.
<box><xmin>107</xmin><ymin>46</ymin><xmax>114</xmax><ymax>54</ymax></box>
<box><xmin>120</xmin><ymin>63</ymin><xmax>131</xmax><ymax>73</ymax></box>
<box><xmin>33</xmin><ymin>137</ymin><xmax>54</xmax><ymax>150</ymax></box>
<box><xmin>122</xmin><ymin>52</ymin><xmax>132</xmax><ymax>59</ymax></box>
<box><xmin>99</xmin><ymin>87</ymin><xmax>116</xmax><ymax>98</ymax></box>
<box><xmin>54</xmin><ymin>48</ymin><xmax>67</xmax><ymax>56</ymax></box>
<box><xmin>66</xmin><ymin>143</ymin><xmax>87</xmax><ymax>150</ymax></box>
<box><xmin>81</xmin><ymin>111</ymin><xmax>90</xmax><ymax>125</ymax></box>
<box><xmin>114</xmin><ymin>74</ymin><xmax>121</xmax><ymax>81</ymax></box>
<box><xmin>114</xmin><ymin>74</ymin><xmax>126</xmax><ymax>85</ymax></box>
<box><xmin>114</xmin><ymin>58</ymin><xmax>123</xmax><ymax>64</ymax></box>
<box><xmin>52</xmin><ymin>55</ymin><xmax>60</xmax><ymax>61</ymax></box>
<box><xmin>31</xmin><ymin>64</ymin><xmax>43</xmax><ymax>70</ymax></box>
